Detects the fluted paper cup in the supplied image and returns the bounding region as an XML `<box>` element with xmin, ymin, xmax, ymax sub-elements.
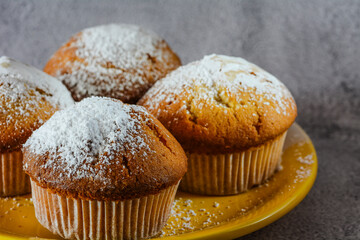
<box><xmin>31</xmin><ymin>180</ymin><xmax>179</xmax><ymax>240</ymax></box>
<box><xmin>180</xmin><ymin>132</ymin><xmax>287</xmax><ymax>195</ymax></box>
<box><xmin>0</xmin><ymin>150</ymin><xmax>31</xmax><ymax>197</ymax></box>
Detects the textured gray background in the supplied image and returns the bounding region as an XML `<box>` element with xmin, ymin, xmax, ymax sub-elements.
<box><xmin>1</xmin><ymin>0</ymin><xmax>359</xmax><ymax>239</ymax></box>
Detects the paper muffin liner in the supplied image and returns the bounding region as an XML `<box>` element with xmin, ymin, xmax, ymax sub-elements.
<box><xmin>31</xmin><ymin>180</ymin><xmax>179</xmax><ymax>240</ymax></box>
<box><xmin>180</xmin><ymin>132</ymin><xmax>287</xmax><ymax>195</ymax></box>
<box><xmin>0</xmin><ymin>150</ymin><xmax>31</xmax><ymax>197</ymax></box>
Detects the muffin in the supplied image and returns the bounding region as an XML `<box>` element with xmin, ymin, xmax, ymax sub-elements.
<box><xmin>23</xmin><ymin>97</ymin><xmax>187</xmax><ymax>239</ymax></box>
<box><xmin>44</xmin><ymin>23</ymin><xmax>181</xmax><ymax>103</ymax></box>
<box><xmin>138</xmin><ymin>54</ymin><xmax>297</xmax><ymax>195</ymax></box>
<box><xmin>0</xmin><ymin>56</ymin><xmax>73</xmax><ymax>197</ymax></box>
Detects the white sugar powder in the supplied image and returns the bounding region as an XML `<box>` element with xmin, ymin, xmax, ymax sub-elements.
<box><xmin>142</xmin><ymin>54</ymin><xmax>295</xmax><ymax>115</ymax></box>
<box><xmin>76</xmin><ymin>24</ymin><xmax>161</xmax><ymax>69</ymax></box>
<box><xmin>55</xmin><ymin>24</ymin><xmax>170</xmax><ymax>100</ymax></box>
<box><xmin>0</xmin><ymin>56</ymin><xmax>73</xmax><ymax>109</ymax></box>
<box><xmin>24</xmin><ymin>97</ymin><xmax>152</xmax><ymax>180</ymax></box>
<box><xmin>0</xmin><ymin>56</ymin><xmax>74</xmax><ymax>141</ymax></box>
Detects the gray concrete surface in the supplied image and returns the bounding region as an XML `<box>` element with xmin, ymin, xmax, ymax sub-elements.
<box><xmin>1</xmin><ymin>0</ymin><xmax>359</xmax><ymax>239</ymax></box>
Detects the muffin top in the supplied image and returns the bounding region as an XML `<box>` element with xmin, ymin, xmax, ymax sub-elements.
<box><xmin>44</xmin><ymin>24</ymin><xmax>181</xmax><ymax>103</ymax></box>
<box><xmin>23</xmin><ymin>97</ymin><xmax>187</xmax><ymax>201</ymax></box>
<box><xmin>0</xmin><ymin>56</ymin><xmax>74</xmax><ymax>152</ymax></box>
<box><xmin>138</xmin><ymin>54</ymin><xmax>297</xmax><ymax>154</ymax></box>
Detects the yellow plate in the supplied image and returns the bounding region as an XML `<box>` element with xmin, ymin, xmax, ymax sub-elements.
<box><xmin>0</xmin><ymin>123</ymin><xmax>317</xmax><ymax>240</ymax></box>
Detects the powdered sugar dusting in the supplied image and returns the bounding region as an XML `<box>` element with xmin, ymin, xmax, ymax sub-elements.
<box><xmin>0</xmin><ymin>57</ymin><xmax>74</xmax><ymax>149</ymax></box>
<box><xmin>55</xmin><ymin>24</ymin><xmax>172</xmax><ymax>101</ymax></box>
<box><xmin>296</xmin><ymin>154</ymin><xmax>314</xmax><ymax>165</ymax></box>
<box><xmin>161</xmin><ymin>197</ymin><xmax>225</xmax><ymax>236</ymax></box>
<box><xmin>294</xmin><ymin>166</ymin><xmax>312</xmax><ymax>183</ymax></box>
<box><xmin>0</xmin><ymin>56</ymin><xmax>73</xmax><ymax>109</ymax></box>
<box><xmin>143</xmin><ymin>54</ymin><xmax>295</xmax><ymax>116</ymax></box>
<box><xmin>24</xmin><ymin>97</ymin><xmax>153</xmax><ymax>181</ymax></box>
<box><xmin>77</xmin><ymin>24</ymin><xmax>161</xmax><ymax>69</ymax></box>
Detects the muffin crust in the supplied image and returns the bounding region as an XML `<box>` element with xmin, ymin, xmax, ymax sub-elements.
<box><xmin>24</xmin><ymin>97</ymin><xmax>187</xmax><ymax>201</ymax></box>
<box><xmin>138</xmin><ymin>54</ymin><xmax>297</xmax><ymax>154</ymax></box>
<box><xmin>44</xmin><ymin>24</ymin><xmax>181</xmax><ymax>103</ymax></box>
<box><xmin>0</xmin><ymin>56</ymin><xmax>74</xmax><ymax>152</ymax></box>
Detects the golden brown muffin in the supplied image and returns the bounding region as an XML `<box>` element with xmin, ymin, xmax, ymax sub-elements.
<box><xmin>23</xmin><ymin>97</ymin><xmax>187</xmax><ymax>239</ymax></box>
<box><xmin>138</xmin><ymin>54</ymin><xmax>297</xmax><ymax>195</ymax></box>
<box><xmin>44</xmin><ymin>24</ymin><xmax>181</xmax><ymax>103</ymax></box>
<box><xmin>0</xmin><ymin>56</ymin><xmax>73</xmax><ymax>197</ymax></box>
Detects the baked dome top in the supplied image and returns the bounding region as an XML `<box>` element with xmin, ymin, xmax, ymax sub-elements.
<box><xmin>23</xmin><ymin>97</ymin><xmax>187</xmax><ymax>201</ymax></box>
<box><xmin>0</xmin><ymin>56</ymin><xmax>74</xmax><ymax>152</ymax></box>
<box><xmin>138</xmin><ymin>54</ymin><xmax>297</xmax><ymax>153</ymax></box>
<box><xmin>44</xmin><ymin>24</ymin><xmax>181</xmax><ymax>103</ymax></box>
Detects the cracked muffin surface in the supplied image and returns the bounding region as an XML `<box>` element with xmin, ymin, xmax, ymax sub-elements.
<box><xmin>138</xmin><ymin>54</ymin><xmax>297</xmax><ymax>154</ymax></box>
<box><xmin>44</xmin><ymin>24</ymin><xmax>181</xmax><ymax>103</ymax></box>
<box><xmin>0</xmin><ymin>56</ymin><xmax>74</xmax><ymax>152</ymax></box>
<box><xmin>23</xmin><ymin>97</ymin><xmax>187</xmax><ymax>201</ymax></box>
